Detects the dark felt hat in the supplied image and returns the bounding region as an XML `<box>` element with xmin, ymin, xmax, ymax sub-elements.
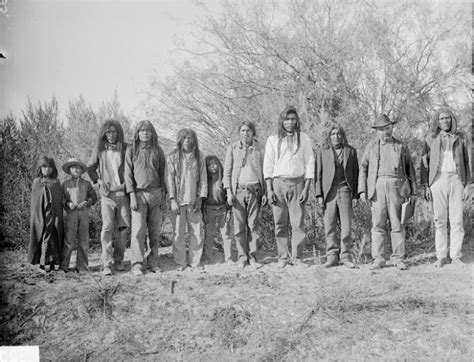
<box><xmin>62</xmin><ymin>158</ymin><xmax>87</xmax><ymax>175</ymax></box>
<box><xmin>372</xmin><ymin>114</ymin><xmax>396</xmax><ymax>129</ymax></box>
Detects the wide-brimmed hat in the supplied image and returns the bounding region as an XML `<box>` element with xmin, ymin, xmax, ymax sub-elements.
<box><xmin>371</xmin><ymin>114</ymin><xmax>396</xmax><ymax>129</ymax></box>
<box><xmin>62</xmin><ymin>158</ymin><xmax>87</xmax><ymax>175</ymax></box>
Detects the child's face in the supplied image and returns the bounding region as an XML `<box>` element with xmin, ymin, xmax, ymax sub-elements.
<box><xmin>41</xmin><ymin>166</ymin><xmax>52</xmax><ymax>177</ymax></box>
<box><xmin>208</xmin><ymin>160</ymin><xmax>219</xmax><ymax>175</ymax></box>
<box><xmin>69</xmin><ymin>165</ymin><xmax>82</xmax><ymax>177</ymax></box>
<box><xmin>138</xmin><ymin>126</ymin><xmax>152</xmax><ymax>142</ymax></box>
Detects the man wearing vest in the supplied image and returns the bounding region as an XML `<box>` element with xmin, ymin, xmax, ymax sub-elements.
<box><xmin>359</xmin><ymin>114</ymin><xmax>417</xmax><ymax>270</ymax></box>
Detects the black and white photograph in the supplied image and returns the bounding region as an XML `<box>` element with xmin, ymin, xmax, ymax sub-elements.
<box><xmin>0</xmin><ymin>0</ymin><xmax>472</xmax><ymax>360</ymax></box>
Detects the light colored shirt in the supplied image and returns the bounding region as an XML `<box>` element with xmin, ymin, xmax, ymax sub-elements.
<box><xmin>378</xmin><ymin>139</ymin><xmax>398</xmax><ymax>177</ymax></box>
<box><xmin>178</xmin><ymin>153</ymin><xmax>198</xmax><ymax>206</ymax></box>
<box><xmin>440</xmin><ymin>133</ymin><xmax>457</xmax><ymax>173</ymax></box>
<box><xmin>263</xmin><ymin>132</ymin><xmax>315</xmax><ymax>179</ymax></box>
<box><xmin>103</xmin><ymin>149</ymin><xmax>122</xmax><ymax>191</ymax></box>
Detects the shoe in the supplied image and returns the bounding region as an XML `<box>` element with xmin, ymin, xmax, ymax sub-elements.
<box><xmin>237</xmin><ymin>261</ymin><xmax>246</xmax><ymax>270</ymax></box>
<box><xmin>39</xmin><ymin>265</ymin><xmax>46</xmax><ymax>274</ymax></box>
<box><xmin>451</xmin><ymin>258</ymin><xmax>465</xmax><ymax>266</ymax></box>
<box><xmin>323</xmin><ymin>256</ymin><xmax>339</xmax><ymax>268</ymax></box>
<box><xmin>102</xmin><ymin>266</ymin><xmax>113</xmax><ymax>276</ymax></box>
<box><xmin>248</xmin><ymin>259</ymin><xmax>263</xmax><ymax>270</ymax></box>
<box><xmin>131</xmin><ymin>265</ymin><xmax>143</xmax><ymax>276</ymax></box>
<box><xmin>176</xmin><ymin>265</ymin><xmax>187</xmax><ymax>272</ymax></box>
<box><xmin>291</xmin><ymin>259</ymin><xmax>309</xmax><ymax>268</ymax></box>
<box><xmin>114</xmin><ymin>261</ymin><xmax>125</xmax><ymax>272</ymax></box>
<box><xmin>277</xmin><ymin>260</ymin><xmax>288</xmax><ymax>269</ymax></box>
<box><xmin>434</xmin><ymin>259</ymin><xmax>446</xmax><ymax>268</ymax></box>
<box><xmin>225</xmin><ymin>259</ymin><xmax>235</xmax><ymax>266</ymax></box>
<box><xmin>148</xmin><ymin>264</ymin><xmax>162</xmax><ymax>273</ymax></box>
<box><xmin>396</xmin><ymin>261</ymin><xmax>407</xmax><ymax>270</ymax></box>
<box><xmin>369</xmin><ymin>259</ymin><xmax>386</xmax><ymax>270</ymax></box>
<box><xmin>341</xmin><ymin>260</ymin><xmax>356</xmax><ymax>269</ymax></box>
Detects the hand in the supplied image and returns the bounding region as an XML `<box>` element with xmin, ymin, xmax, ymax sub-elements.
<box><xmin>299</xmin><ymin>188</ymin><xmax>309</xmax><ymax>204</ymax></box>
<box><xmin>130</xmin><ymin>193</ymin><xmax>138</xmax><ymax>211</ymax></box>
<box><xmin>226</xmin><ymin>190</ymin><xmax>234</xmax><ymax>207</ymax></box>
<box><xmin>463</xmin><ymin>185</ymin><xmax>471</xmax><ymax>201</ymax></box>
<box><xmin>360</xmin><ymin>192</ymin><xmax>368</xmax><ymax>204</ymax></box>
<box><xmin>68</xmin><ymin>202</ymin><xmax>77</xmax><ymax>210</ymax></box>
<box><xmin>316</xmin><ymin>197</ymin><xmax>324</xmax><ymax>207</ymax></box>
<box><xmin>261</xmin><ymin>195</ymin><xmax>268</xmax><ymax>207</ymax></box>
<box><xmin>193</xmin><ymin>197</ymin><xmax>202</xmax><ymax>214</ymax></box>
<box><xmin>352</xmin><ymin>199</ymin><xmax>358</xmax><ymax>208</ymax></box>
<box><xmin>170</xmin><ymin>199</ymin><xmax>180</xmax><ymax>215</ymax></box>
<box><xmin>267</xmin><ymin>190</ymin><xmax>277</xmax><ymax>205</ymax></box>
<box><xmin>424</xmin><ymin>187</ymin><xmax>432</xmax><ymax>202</ymax></box>
<box><xmin>225</xmin><ymin>210</ymin><xmax>231</xmax><ymax>223</ymax></box>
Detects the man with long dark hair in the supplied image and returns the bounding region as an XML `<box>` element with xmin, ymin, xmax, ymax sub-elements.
<box><xmin>124</xmin><ymin>120</ymin><xmax>167</xmax><ymax>276</ymax></box>
<box><xmin>263</xmin><ymin>106</ymin><xmax>315</xmax><ymax>268</ymax></box>
<box><xmin>166</xmin><ymin>128</ymin><xmax>207</xmax><ymax>271</ymax></box>
<box><xmin>88</xmin><ymin>119</ymin><xmax>130</xmax><ymax>276</ymax></box>
<box><xmin>420</xmin><ymin>108</ymin><xmax>471</xmax><ymax>267</ymax></box>
<box><xmin>315</xmin><ymin>125</ymin><xmax>359</xmax><ymax>268</ymax></box>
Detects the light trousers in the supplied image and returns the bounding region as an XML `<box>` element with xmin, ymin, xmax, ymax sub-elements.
<box><xmin>172</xmin><ymin>205</ymin><xmax>203</xmax><ymax>267</ymax></box>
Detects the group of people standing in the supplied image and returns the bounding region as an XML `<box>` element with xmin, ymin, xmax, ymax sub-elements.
<box><xmin>27</xmin><ymin>106</ymin><xmax>471</xmax><ymax>276</ymax></box>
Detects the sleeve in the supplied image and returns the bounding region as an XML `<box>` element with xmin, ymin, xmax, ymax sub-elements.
<box><xmin>404</xmin><ymin>145</ymin><xmax>417</xmax><ymax>195</ymax></box>
<box><xmin>158</xmin><ymin>146</ymin><xmax>167</xmax><ymax>194</ymax></box>
<box><xmin>165</xmin><ymin>154</ymin><xmax>177</xmax><ymax>199</ymax></box>
<box><xmin>314</xmin><ymin>147</ymin><xmax>323</xmax><ymax>198</ymax></box>
<box><xmin>86</xmin><ymin>145</ymin><xmax>100</xmax><ymax>184</ymax></box>
<box><xmin>198</xmin><ymin>153</ymin><xmax>208</xmax><ymax>198</ymax></box>
<box><xmin>358</xmin><ymin>144</ymin><xmax>370</xmax><ymax>195</ymax></box>
<box><xmin>352</xmin><ymin>148</ymin><xmax>360</xmax><ymax>199</ymax></box>
<box><xmin>462</xmin><ymin>140</ymin><xmax>471</xmax><ymax>185</ymax></box>
<box><xmin>263</xmin><ymin>137</ymin><xmax>275</xmax><ymax>180</ymax></box>
<box><xmin>303</xmin><ymin>135</ymin><xmax>315</xmax><ymax>179</ymax></box>
<box><xmin>62</xmin><ymin>181</ymin><xmax>71</xmax><ymax>210</ymax></box>
<box><xmin>124</xmin><ymin>147</ymin><xmax>135</xmax><ymax>194</ymax></box>
<box><xmin>86</xmin><ymin>181</ymin><xmax>98</xmax><ymax>206</ymax></box>
<box><xmin>223</xmin><ymin>144</ymin><xmax>233</xmax><ymax>190</ymax></box>
<box><xmin>420</xmin><ymin>140</ymin><xmax>430</xmax><ymax>186</ymax></box>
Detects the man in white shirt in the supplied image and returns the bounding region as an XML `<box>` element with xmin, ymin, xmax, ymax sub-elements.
<box><xmin>263</xmin><ymin>106</ymin><xmax>315</xmax><ymax>268</ymax></box>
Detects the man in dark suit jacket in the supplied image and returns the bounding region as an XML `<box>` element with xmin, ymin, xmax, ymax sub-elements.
<box><xmin>315</xmin><ymin>125</ymin><xmax>359</xmax><ymax>268</ymax></box>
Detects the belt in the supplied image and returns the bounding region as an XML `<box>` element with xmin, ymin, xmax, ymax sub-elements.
<box><xmin>274</xmin><ymin>175</ymin><xmax>305</xmax><ymax>183</ymax></box>
<box><xmin>109</xmin><ymin>190</ymin><xmax>125</xmax><ymax>197</ymax></box>
<box><xmin>237</xmin><ymin>182</ymin><xmax>260</xmax><ymax>190</ymax></box>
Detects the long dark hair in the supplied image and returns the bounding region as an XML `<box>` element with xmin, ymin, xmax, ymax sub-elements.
<box><xmin>131</xmin><ymin>120</ymin><xmax>160</xmax><ymax>158</ymax></box>
<box><xmin>277</xmin><ymin>106</ymin><xmax>301</xmax><ymax>156</ymax></box>
<box><xmin>169</xmin><ymin>128</ymin><xmax>201</xmax><ymax>179</ymax></box>
<box><xmin>205</xmin><ymin>155</ymin><xmax>223</xmax><ymax>185</ymax></box>
<box><xmin>323</xmin><ymin>124</ymin><xmax>348</xmax><ymax>149</ymax></box>
<box><xmin>97</xmin><ymin>119</ymin><xmax>125</xmax><ymax>152</ymax></box>
<box><xmin>430</xmin><ymin>108</ymin><xmax>459</xmax><ymax>139</ymax></box>
<box><xmin>36</xmin><ymin>156</ymin><xmax>58</xmax><ymax>179</ymax></box>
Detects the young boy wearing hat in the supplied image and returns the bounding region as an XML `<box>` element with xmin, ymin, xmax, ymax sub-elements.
<box><xmin>358</xmin><ymin>114</ymin><xmax>417</xmax><ymax>270</ymax></box>
<box><xmin>61</xmin><ymin>158</ymin><xmax>98</xmax><ymax>272</ymax></box>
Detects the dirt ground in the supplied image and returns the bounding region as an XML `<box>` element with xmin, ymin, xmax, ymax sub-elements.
<box><xmin>1</xmin><ymin>243</ymin><xmax>473</xmax><ymax>361</ymax></box>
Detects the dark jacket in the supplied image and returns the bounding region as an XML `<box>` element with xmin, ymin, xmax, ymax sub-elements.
<box><xmin>358</xmin><ymin>137</ymin><xmax>417</xmax><ymax>200</ymax></box>
<box><xmin>28</xmin><ymin>177</ymin><xmax>64</xmax><ymax>264</ymax></box>
<box><xmin>315</xmin><ymin>145</ymin><xmax>359</xmax><ymax>202</ymax></box>
<box><xmin>420</xmin><ymin>133</ymin><xmax>471</xmax><ymax>187</ymax></box>
<box><xmin>87</xmin><ymin>142</ymin><xmax>128</xmax><ymax>197</ymax></box>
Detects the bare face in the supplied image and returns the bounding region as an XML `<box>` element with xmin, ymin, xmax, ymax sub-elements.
<box><xmin>138</xmin><ymin>126</ymin><xmax>152</xmax><ymax>143</ymax></box>
<box><xmin>105</xmin><ymin>125</ymin><xmax>118</xmax><ymax>144</ymax></box>
<box><xmin>208</xmin><ymin>159</ymin><xmax>219</xmax><ymax>175</ymax></box>
<box><xmin>41</xmin><ymin>166</ymin><xmax>52</xmax><ymax>177</ymax></box>
<box><xmin>330</xmin><ymin>128</ymin><xmax>343</xmax><ymax>147</ymax></box>
<box><xmin>182</xmin><ymin>134</ymin><xmax>194</xmax><ymax>153</ymax></box>
<box><xmin>69</xmin><ymin>165</ymin><xmax>82</xmax><ymax>177</ymax></box>
<box><xmin>438</xmin><ymin>112</ymin><xmax>452</xmax><ymax>132</ymax></box>
<box><xmin>283</xmin><ymin>113</ymin><xmax>298</xmax><ymax>134</ymax></box>
<box><xmin>377</xmin><ymin>124</ymin><xmax>393</xmax><ymax>140</ymax></box>
<box><xmin>239</xmin><ymin>125</ymin><xmax>254</xmax><ymax>146</ymax></box>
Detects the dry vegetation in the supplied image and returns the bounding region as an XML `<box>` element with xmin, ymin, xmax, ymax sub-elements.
<box><xmin>1</xmin><ymin>242</ymin><xmax>472</xmax><ymax>360</ymax></box>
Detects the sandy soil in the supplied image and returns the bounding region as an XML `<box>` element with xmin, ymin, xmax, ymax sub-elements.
<box><xmin>1</xmin><ymin>245</ymin><xmax>473</xmax><ymax>361</ymax></box>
